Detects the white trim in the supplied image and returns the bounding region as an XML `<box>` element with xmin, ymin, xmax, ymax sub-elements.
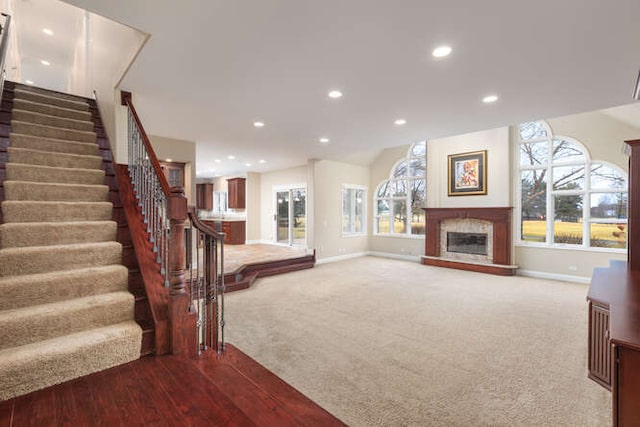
<box><xmin>316</xmin><ymin>252</ymin><xmax>369</xmax><ymax>265</ymax></box>
<box><xmin>368</xmin><ymin>251</ymin><xmax>421</xmax><ymax>262</ymax></box>
<box><xmin>342</xmin><ymin>184</ymin><xmax>367</xmax><ymax>236</ymax></box>
<box><xmin>517</xmin><ymin>269</ymin><xmax>590</xmax><ymax>284</ymax></box>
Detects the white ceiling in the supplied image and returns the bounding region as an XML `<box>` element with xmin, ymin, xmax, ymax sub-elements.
<box><xmin>28</xmin><ymin>1</ymin><xmax>640</xmax><ymax>176</ymax></box>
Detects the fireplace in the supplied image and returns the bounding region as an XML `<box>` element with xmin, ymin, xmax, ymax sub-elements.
<box><xmin>421</xmin><ymin>207</ymin><xmax>517</xmax><ymax>276</ymax></box>
<box><xmin>447</xmin><ymin>232</ymin><xmax>488</xmax><ymax>255</ymax></box>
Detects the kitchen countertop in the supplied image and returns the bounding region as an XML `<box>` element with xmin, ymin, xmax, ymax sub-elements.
<box><xmin>199</xmin><ymin>217</ymin><xmax>246</xmax><ymax>222</ymax></box>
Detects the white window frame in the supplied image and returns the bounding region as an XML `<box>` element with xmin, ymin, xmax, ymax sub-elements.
<box><xmin>516</xmin><ymin>121</ymin><xmax>627</xmax><ymax>252</ymax></box>
<box><xmin>342</xmin><ymin>185</ymin><xmax>367</xmax><ymax>237</ymax></box>
<box><xmin>374</xmin><ymin>141</ymin><xmax>426</xmax><ymax>238</ymax></box>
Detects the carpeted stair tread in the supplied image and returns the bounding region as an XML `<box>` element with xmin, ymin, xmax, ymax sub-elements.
<box><xmin>13</xmin><ymin>109</ymin><xmax>94</xmax><ymax>132</ymax></box>
<box><xmin>1</xmin><ymin>201</ymin><xmax>113</xmax><ymax>223</ymax></box>
<box><xmin>9</xmin><ymin>133</ymin><xmax>99</xmax><ymax>156</ymax></box>
<box><xmin>0</xmin><ymin>321</ymin><xmax>142</xmax><ymax>401</ymax></box>
<box><xmin>17</xmin><ymin>85</ymin><xmax>89</xmax><ymax>103</ymax></box>
<box><xmin>14</xmin><ymin>88</ymin><xmax>89</xmax><ymax>111</ymax></box>
<box><xmin>0</xmin><ymin>291</ymin><xmax>135</xmax><ymax>350</ymax></box>
<box><xmin>11</xmin><ymin>120</ymin><xmax>96</xmax><ymax>143</ymax></box>
<box><xmin>4</xmin><ymin>180</ymin><xmax>109</xmax><ymax>202</ymax></box>
<box><xmin>0</xmin><ymin>241</ymin><xmax>122</xmax><ymax>277</ymax></box>
<box><xmin>13</xmin><ymin>98</ymin><xmax>92</xmax><ymax>122</ymax></box>
<box><xmin>7</xmin><ymin>147</ymin><xmax>102</xmax><ymax>169</ymax></box>
<box><xmin>0</xmin><ymin>220</ymin><xmax>117</xmax><ymax>248</ymax></box>
<box><xmin>0</xmin><ymin>265</ymin><xmax>128</xmax><ymax>310</ymax></box>
<box><xmin>6</xmin><ymin>163</ymin><xmax>105</xmax><ymax>185</ymax></box>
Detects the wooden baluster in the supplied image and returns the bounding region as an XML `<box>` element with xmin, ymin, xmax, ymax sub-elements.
<box><xmin>168</xmin><ymin>187</ymin><xmax>197</xmax><ymax>357</ymax></box>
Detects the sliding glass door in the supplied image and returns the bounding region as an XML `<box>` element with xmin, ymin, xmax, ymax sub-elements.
<box><xmin>275</xmin><ymin>187</ymin><xmax>306</xmax><ymax>246</ymax></box>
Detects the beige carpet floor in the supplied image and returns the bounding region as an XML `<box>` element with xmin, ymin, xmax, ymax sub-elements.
<box><xmin>225</xmin><ymin>256</ymin><xmax>611</xmax><ymax>426</ymax></box>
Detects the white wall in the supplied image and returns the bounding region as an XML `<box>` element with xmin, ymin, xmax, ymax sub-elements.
<box><xmin>313</xmin><ymin>160</ymin><xmax>369</xmax><ymax>261</ymax></box>
<box><xmin>426</xmin><ymin>126</ymin><xmax>511</xmax><ymax>208</ymax></box>
<box><xmin>246</xmin><ymin>172</ymin><xmax>261</xmax><ymax>242</ymax></box>
<box><xmin>259</xmin><ymin>165</ymin><xmax>308</xmax><ymax>242</ymax></box>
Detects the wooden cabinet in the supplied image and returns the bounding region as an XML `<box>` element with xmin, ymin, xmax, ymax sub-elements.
<box><xmin>227</xmin><ymin>178</ymin><xmax>246</xmax><ymax>209</ymax></box>
<box><xmin>587</xmin><ymin>301</ymin><xmax>611</xmax><ymax>389</ymax></box>
<box><xmin>201</xmin><ymin>220</ymin><xmax>245</xmax><ymax>245</ymax></box>
<box><xmin>221</xmin><ymin>221</ymin><xmax>245</xmax><ymax>245</ymax></box>
<box><xmin>196</xmin><ymin>183</ymin><xmax>213</xmax><ymax>210</ymax></box>
<box><xmin>159</xmin><ymin>161</ymin><xmax>185</xmax><ymax>188</ymax></box>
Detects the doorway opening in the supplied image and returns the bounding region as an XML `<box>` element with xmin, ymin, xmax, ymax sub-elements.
<box><xmin>275</xmin><ymin>187</ymin><xmax>306</xmax><ymax>246</ymax></box>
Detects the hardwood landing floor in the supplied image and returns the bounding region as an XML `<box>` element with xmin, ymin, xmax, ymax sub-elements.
<box><xmin>0</xmin><ymin>344</ymin><xmax>345</xmax><ymax>426</ymax></box>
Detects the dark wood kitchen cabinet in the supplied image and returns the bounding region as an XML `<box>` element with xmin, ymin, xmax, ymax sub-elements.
<box><xmin>196</xmin><ymin>183</ymin><xmax>213</xmax><ymax>210</ymax></box>
<box><xmin>227</xmin><ymin>178</ymin><xmax>246</xmax><ymax>209</ymax></box>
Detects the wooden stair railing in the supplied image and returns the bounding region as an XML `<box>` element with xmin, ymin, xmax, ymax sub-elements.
<box><xmin>119</xmin><ymin>91</ymin><xmax>225</xmax><ymax>357</ymax></box>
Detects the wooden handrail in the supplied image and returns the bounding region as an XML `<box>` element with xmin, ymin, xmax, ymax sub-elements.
<box><xmin>187</xmin><ymin>206</ymin><xmax>226</xmax><ymax>240</ymax></box>
<box><xmin>120</xmin><ymin>91</ymin><xmax>171</xmax><ymax>196</ymax></box>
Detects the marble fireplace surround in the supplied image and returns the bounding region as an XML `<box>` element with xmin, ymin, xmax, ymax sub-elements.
<box><xmin>421</xmin><ymin>207</ymin><xmax>517</xmax><ymax>276</ymax></box>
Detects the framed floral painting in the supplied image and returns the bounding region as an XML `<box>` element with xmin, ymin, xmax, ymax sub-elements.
<box><xmin>448</xmin><ymin>150</ymin><xmax>487</xmax><ymax>196</ymax></box>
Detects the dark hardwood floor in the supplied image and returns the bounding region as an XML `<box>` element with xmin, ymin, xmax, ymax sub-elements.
<box><xmin>0</xmin><ymin>344</ymin><xmax>345</xmax><ymax>426</ymax></box>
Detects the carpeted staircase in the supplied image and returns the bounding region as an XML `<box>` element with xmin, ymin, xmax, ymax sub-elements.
<box><xmin>0</xmin><ymin>86</ymin><xmax>142</xmax><ymax>401</ymax></box>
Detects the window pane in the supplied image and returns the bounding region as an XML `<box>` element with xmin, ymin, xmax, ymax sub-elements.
<box><xmin>520</xmin><ymin>141</ymin><xmax>548</xmax><ymax>167</ymax></box>
<box><xmin>391</xmin><ymin>179</ymin><xmax>407</xmax><ymax>197</ymax></box>
<box><xmin>591</xmin><ymin>164</ymin><xmax>627</xmax><ymax>190</ymax></box>
<box><xmin>520</xmin><ymin>122</ymin><xmax>548</xmax><ymax>141</ymax></box>
<box><xmin>521</xmin><ymin>170</ymin><xmax>547</xmax><ymax>242</ymax></box>
<box><xmin>410</xmin><ymin>179</ymin><xmax>426</xmax><ymax>235</ymax></box>
<box><xmin>411</xmin><ymin>141</ymin><xmax>426</xmax><ymax>157</ymax></box>
<box><xmin>553</xmin><ymin>165</ymin><xmax>585</xmax><ymax>190</ymax></box>
<box><xmin>590</xmin><ymin>193</ymin><xmax>628</xmax><ymax>220</ymax></box>
<box><xmin>376</xmin><ymin>199</ymin><xmax>390</xmax><ymax>233</ymax></box>
<box><xmin>590</xmin><ymin>223</ymin><xmax>626</xmax><ymax>249</ymax></box>
<box><xmin>553</xmin><ymin>195</ymin><xmax>583</xmax><ymax>245</ymax></box>
<box><xmin>393</xmin><ymin>200</ymin><xmax>407</xmax><ymax>233</ymax></box>
<box><xmin>354</xmin><ymin>189</ymin><xmax>364</xmax><ymax>233</ymax></box>
<box><xmin>409</xmin><ymin>158</ymin><xmax>426</xmax><ymax>177</ymax></box>
<box><xmin>342</xmin><ymin>189</ymin><xmax>353</xmax><ymax>233</ymax></box>
<box><xmin>393</xmin><ymin>161</ymin><xmax>407</xmax><ymax>178</ymax></box>
<box><xmin>552</xmin><ymin>138</ymin><xmax>586</xmax><ymax>163</ymax></box>
<box><xmin>377</xmin><ymin>181</ymin><xmax>390</xmax><ymax>197</ymax></box>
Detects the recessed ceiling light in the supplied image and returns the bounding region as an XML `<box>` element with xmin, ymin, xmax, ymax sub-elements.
<box><xmin>328</xmin><ymin>90</ymin><xmax>343</xmax><ymax>99</ymax></box>
<box><xmin>40</xmin><ymin>60</ymin><xmax>51</xmax><ymax>66</ymax></box>
<box><xmin>215</xmin><ymin>159</ymin><xmax>221</xmax><ymax>163</ymax></box>
<box><xmin>319</xmin><ymin>137</ymin><xmax>330</xmax><ymax>144</ymax></box>
<box><xmin>25</xmin><ymin>80</ymin><xmax>34</xmax><ymax>85</ymax></box>
<box><xmin>258</xmin><ymin>159</ymin><xmax>266</xmax><ymax>164</ymax></box>
<box><xmin>482</xmin><ymin>94</ymin><xmax>499</xmax><ymax>104</ymax></box>
<box><xmin>227</xmin><ymin>155</ymin><xmax>235</xmax><ymax>160</ymax></box>
<box><xmin>432</xmin><ymin>45</ymin><xmax>452</xmax><ymax>58</ymax></box>
<box><xmin>394</xmin><ymin>119</ymin><xmax>407</xmax><ymax>125</ymax></box>
<box><xmin>42</xmin><ymin>28</ymin><xmax>54</xmax><ymax>36</ymax></box>
<box><xmin>253</xmin><ymin>121</ymin><xmax>264</xmax><ymax>127</ymax></box>
<box><xmin>165</xmin><ymin>158</ymin><xmax>173</xmax><ymax>162</ymax></box>
<box><xmin>245</xmin><ymin>163</ymin><xmax>252</xmax><ymax>167</ymax></box>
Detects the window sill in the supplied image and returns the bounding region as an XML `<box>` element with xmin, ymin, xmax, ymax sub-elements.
<box><xmin>515</xmin><ymin>241</ymin><xmax>626</xmax><ymax>254</ymax></box>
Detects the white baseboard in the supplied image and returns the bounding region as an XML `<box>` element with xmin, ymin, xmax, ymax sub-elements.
<box><xmin>316</xmin><ymin>252</ymin><xmax>369</xmax><ymax>265</ymax></box>
<box><xmin>368</xmin><ymin>251</ymin><xmax>421</xmax><ymax>262</ymax></box>
<box><xmin>517</xmin><ymin>269</ymin><xmax>590</xmax><ymax>284</ymax></box>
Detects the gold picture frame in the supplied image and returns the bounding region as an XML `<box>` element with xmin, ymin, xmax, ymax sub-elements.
<box><xmin>447</xmin><ymin>150</ymin><xmax>487</xmax><ymax>196</ymax></box>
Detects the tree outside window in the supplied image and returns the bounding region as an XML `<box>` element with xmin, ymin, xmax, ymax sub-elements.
<box><xmin>518</xmin><ymin>121</ymin><xmax>627</xmax><ymax>249</ymax></box>
<box><xmin>375</xmin><ymin>141</ymin><xmax>426</xmax><ymax>236</ymax></box>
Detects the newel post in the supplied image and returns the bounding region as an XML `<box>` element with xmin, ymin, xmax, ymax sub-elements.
<box><xmin>167</xmin><ymin>187</ymin><xmax>197</xmax><ymax>357</ymax></box>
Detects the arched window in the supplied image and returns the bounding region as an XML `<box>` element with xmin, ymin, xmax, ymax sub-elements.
<box><xmin>374</xmin><ymin>141</ymin><xmax>426</xmax><ymax>236</ymax></box>
<box><xmin>518</xmin><ymin>121</ymin><xmax>627</xmax><ymax>249</ymax></box>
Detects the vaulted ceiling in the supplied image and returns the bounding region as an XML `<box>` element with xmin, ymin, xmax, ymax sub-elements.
<box><xmin>31</xmin><ymin>1</ymin><xmax>640</xmax><ymax>175</ymax></box>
